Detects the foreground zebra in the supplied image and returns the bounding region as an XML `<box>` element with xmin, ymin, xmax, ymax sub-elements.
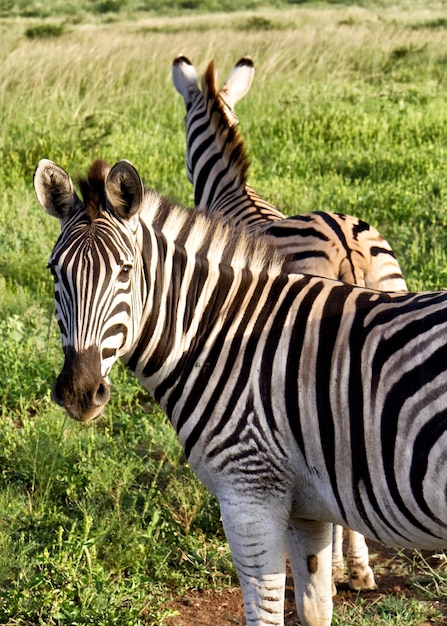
<box><xmin>172</xmin><ymin>54</ymin><xmax>409</xmax><ymax>592</ymax></box>
<box><xmin>35</xmin><ymin>157</ymin><xmax>447</xmax><ymax>626</ymax></box>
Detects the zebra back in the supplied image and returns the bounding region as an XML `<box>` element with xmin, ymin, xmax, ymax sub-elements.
<box><xmin>172</xmin><ymin>55</ymin><xmax>408</xmax><ymax>291</ymax></box>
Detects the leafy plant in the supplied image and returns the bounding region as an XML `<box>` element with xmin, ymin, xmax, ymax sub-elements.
<box><xmin>93</xmin><ymin>0</ymin><xmax>127</xmax><ymax>13</ymax></box>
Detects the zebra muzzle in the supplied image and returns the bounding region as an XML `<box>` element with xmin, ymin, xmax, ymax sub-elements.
<box><xmin>52</xmin><ymin>345</ymin><xmax>111</xmax><ymax>422</ymax></box>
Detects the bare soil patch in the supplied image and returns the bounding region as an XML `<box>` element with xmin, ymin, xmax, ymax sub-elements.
<box><xmin>165</xmin><ymin>541</ymin><xmax>447</xmax><ymax>625</ymax></box>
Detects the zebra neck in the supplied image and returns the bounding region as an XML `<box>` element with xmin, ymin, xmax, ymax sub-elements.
<box><xmin>186</xmin><ymin>96</ymin><xmax>284</xmax><ymax>228</ymax></box>
<box><xmin>155</xmin><ymin>264</ymin><xmax>276</xmax><ymax>433</ymax></box>
<box><xmin>192</xmin><ymin>161</ymin><xmax>244</xmax><ymax>213</ymax></box>
<box><xmin>195</xmin><ymin>181</ymin><xmax>284</xmax><ymax>230</ymax></box>
<box><xmin>125</xmin><ymin>230</ymin><xmax>263</xmax><ymax>404</ymax></box>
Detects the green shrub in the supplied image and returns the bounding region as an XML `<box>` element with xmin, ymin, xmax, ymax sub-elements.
<box><xmin>93</xmin><ymin>0</ymin><xmax>127</xmax><ymax>13</ymax></box>
<box><xmin>24</xmin><ymin>23</ymin><xmax>66</xmax><ymax>38</ymax></box>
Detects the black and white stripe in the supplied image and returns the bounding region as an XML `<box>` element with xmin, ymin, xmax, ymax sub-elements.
<box><xmin>35</xmin><ymin>159</ymin><xmax>447</xmax><ymax>626</ymax></box>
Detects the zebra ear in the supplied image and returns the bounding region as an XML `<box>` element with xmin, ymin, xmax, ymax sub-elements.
<box><xmin>172</xmin><ymin>55</ymin><xmax>200</xmax><ymax>107</ymax></box>
<box><xmin>105</xmin><ymin>160</ymin><xmax>144</xmax><ymax>220</ymax></box>
<box><xmin>221</xmin><ymin>56</ymin><xmax>255</xmax><ymax>109</ymax></box>
<box><xmin>34</xmin><ymin>159</ymin><xmax>80</xmax><ymax>220</ymax></box>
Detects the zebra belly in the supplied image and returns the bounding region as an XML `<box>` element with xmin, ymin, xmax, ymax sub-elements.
<box><xmin>187</xmin><ymin>403</ymin><xmax>447</xmax><ymax>554</ymax></box>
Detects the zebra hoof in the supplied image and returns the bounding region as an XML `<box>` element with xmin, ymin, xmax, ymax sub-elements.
<box><xmin>348</xmin><ymin>566</ymin><xmax>377</xmax><ymax>591</ymax></box>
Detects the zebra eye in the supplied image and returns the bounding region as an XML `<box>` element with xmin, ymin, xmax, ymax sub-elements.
<box><xmin>118</xmin><ymin>264</ymin><xmax>132</xmax><ymax>282</ymax></box>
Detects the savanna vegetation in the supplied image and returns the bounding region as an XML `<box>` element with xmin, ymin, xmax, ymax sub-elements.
<box><xmin>1</xmin><ymin>0</ymin><xmax>447</xmax><ymax>624</ymax></box>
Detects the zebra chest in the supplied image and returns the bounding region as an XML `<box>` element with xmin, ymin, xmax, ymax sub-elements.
<box><xmin>168</xmin><ymin>383</ymin><xmax>311</xmax><ymax>501</ymax></box>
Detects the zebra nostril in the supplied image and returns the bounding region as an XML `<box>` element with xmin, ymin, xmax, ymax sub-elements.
<box><xmin>97</xmin><ymin>383</ymin><xmax>106</xmax><ymax>399</ymax></box>
<box><xmin>94</xmin><ymin>381</ymin><xmax>110</xmax><ymax>406</ymax></box>
<box><xmin>51</xmin><ymin>381</ymin><xmax>65</xmax><ymax>407</ymax></box>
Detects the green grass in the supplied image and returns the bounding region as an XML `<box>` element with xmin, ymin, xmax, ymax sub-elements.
<box><xmin>2</xmin><ymin>1</ymin><xmax>447</xmax><ymax>624</ymax></box>
<box><xmin>0</xmin><ymin>365</ymin><xmax>232</xmax><ymax>624</ymax></box>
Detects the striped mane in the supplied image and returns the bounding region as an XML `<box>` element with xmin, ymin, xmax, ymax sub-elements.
<box><xmin>142</xmin><ymin>182</ymin><xmax>283</xmax><ymax>275</ymax></box>
<box><xmin>75</xmin><ymin>159</ymin><xmax>283</xmax><ymax>275</ymax></box>
<box><xmin>201</xmin><ymin>61</ymin><xmax>250</xmax><ymax>187</ymax></box>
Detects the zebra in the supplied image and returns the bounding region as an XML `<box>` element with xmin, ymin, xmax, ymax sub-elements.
<box><xmin>172</xmin><ymin>54</ymin><xmax>409</xmax><ymax>593</ymax></box>
<box><xmin>172</xmin><ymin>55</ymin><xmax>407</xmax><ymax>292</ymax></box>
<box><xmin>35</xmin><ymin>157</ymin><xmax>447</xmax><ymax>626</ymax></box>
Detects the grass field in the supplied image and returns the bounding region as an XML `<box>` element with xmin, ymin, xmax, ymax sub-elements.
<box><xmin>2</xmin><ymin>1</ymin><xmax>447</xmax><ymax>624</ymax></box>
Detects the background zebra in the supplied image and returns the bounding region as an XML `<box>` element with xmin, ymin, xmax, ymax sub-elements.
<box><xmin>35</xmin><ymin>157</ymin><xmax>447</xmax><ymax>626</ymax></box>
<box><xmin>172</xmin><ymin>55</ymin><xmax>407</xmax><ymax>292</ymax></box>
<box><xmin>172</xmin><ymin>54</ymin><xmax>409</xmax><ymax>593</ymax></box>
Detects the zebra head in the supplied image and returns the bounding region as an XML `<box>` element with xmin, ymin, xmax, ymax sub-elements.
<box><xmin>172</xmin><ymin>55</ymin><xmax>255</xmax><ymax>185</ymax></box>
<box><xmin>34</xmin><ymin>159</ymin><xmax>147</xmax><ymax>422</ymax></box>
<box><xmin>172</xmin><ymin>54</ymin><xmax>255</xmax><ymax>119</ymax></box>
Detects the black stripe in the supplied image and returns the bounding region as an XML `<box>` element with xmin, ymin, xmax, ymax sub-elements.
<box><xmin>127</xmin><ymin>231</ymin><xmax>163</xmax><ymax>372</ymax></box>
<box><xmin>411</xmin><ymin>409</ymin><xmax>447</xmax><ymax>525</ymax></box>
<box><xmin>155</xmin><ymin>264</ymin><xmax>240</xmax><ymax>408</ymax></box>
<box><xmin>381</xmin><ymin>342</ymin><xmax>447</xmax><ymax>535</ymax></box>
<box><xmin>142</xmin><ymin>240</ymin><xmax>186</xmax><ymax>379</ymax></box>
<box><xmin>287</xmin><ymin>250</ymin><xmax>330</xmax><ymax>262</ymax></box>
<box><xmin>182</xmin><ymin>255</ymin><xmax>209</xmax><ymax>335</ymax></box>
<box><xmin>352</xmin><ymin>218</ymin><xmax>370</xmax><ymax>238</ymax></box>
<box><xmin>316</xmin><ymin>283</ymin><xmax>354</xmax><ymax>520</ymax></box>
<box><xmin>347</xmin><ymin>291</ymin><xmax>403</xmax><ymax>540</ymax></box>
<box><xmin>370</xmin><ymin>245</ymin><xmax>396</xmax><ymax>259</ymax></box>
<box><xmin>285</xmin><ymin>279</ymin><xmax>324</xmax><ymax>459</ymax></box>
<box><xmin>317</xmin><ymin>212</ymin><xmax>356</xmax><ymax>278</ymax></box>
<box><xmin>265</xmin><ymin>225</ymin><xmax>330</xmax><ymax>241</ymax></box>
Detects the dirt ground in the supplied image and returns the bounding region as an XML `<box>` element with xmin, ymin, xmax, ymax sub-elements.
<box><xmin>165</xmin><ymin>541</ymin><xmax>447</xmax><ymax>626</ymax></box>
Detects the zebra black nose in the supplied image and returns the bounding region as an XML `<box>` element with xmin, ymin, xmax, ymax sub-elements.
<box><xmin>52</xmin><ymin>346</ymin><xmax>111</xmax><ymax>422</ymax></box>
<box><xmin>52</xmin><ymin>377</ymin><xmax>110</xmax><ymax>421</ymax></box>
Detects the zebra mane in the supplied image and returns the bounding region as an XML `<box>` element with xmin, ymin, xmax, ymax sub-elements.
<box><xmin>201</xmin><ymin>61</ymin><xmax>250</xmax><ymax>187</ymax></box>
<box><xmin>77</xmin><ymin>159</ymin><xmax>111</xmax><ymax>221</ymax></box>
<box><xmin>142</xmin><ymin>186</ymin><xmax>284</xmax><ymax>275</ymax></box>
<box><xmin>75</xmin><ymin>159</ymin><xmax>283</xmax><ymax>275</ymax></box>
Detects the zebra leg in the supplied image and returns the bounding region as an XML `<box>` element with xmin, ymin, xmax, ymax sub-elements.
<box><xmin>346</xmin><ymin>530</ymin><xmax>377</xmax><ymax>591</ymax></box>
<box><xmin>286</xmin><ymin>518</ymin><xmax>333</xmax><ymax>626</ymax></box>
<box><xmin>331</xmin><ymin>524</ymin><xmax>344</xmax><ymax>594</ymax></box>
<box><xmin>219</xmin><ymin>498</ymin><xmax>288</xmax><ymax>626</ymax></box>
